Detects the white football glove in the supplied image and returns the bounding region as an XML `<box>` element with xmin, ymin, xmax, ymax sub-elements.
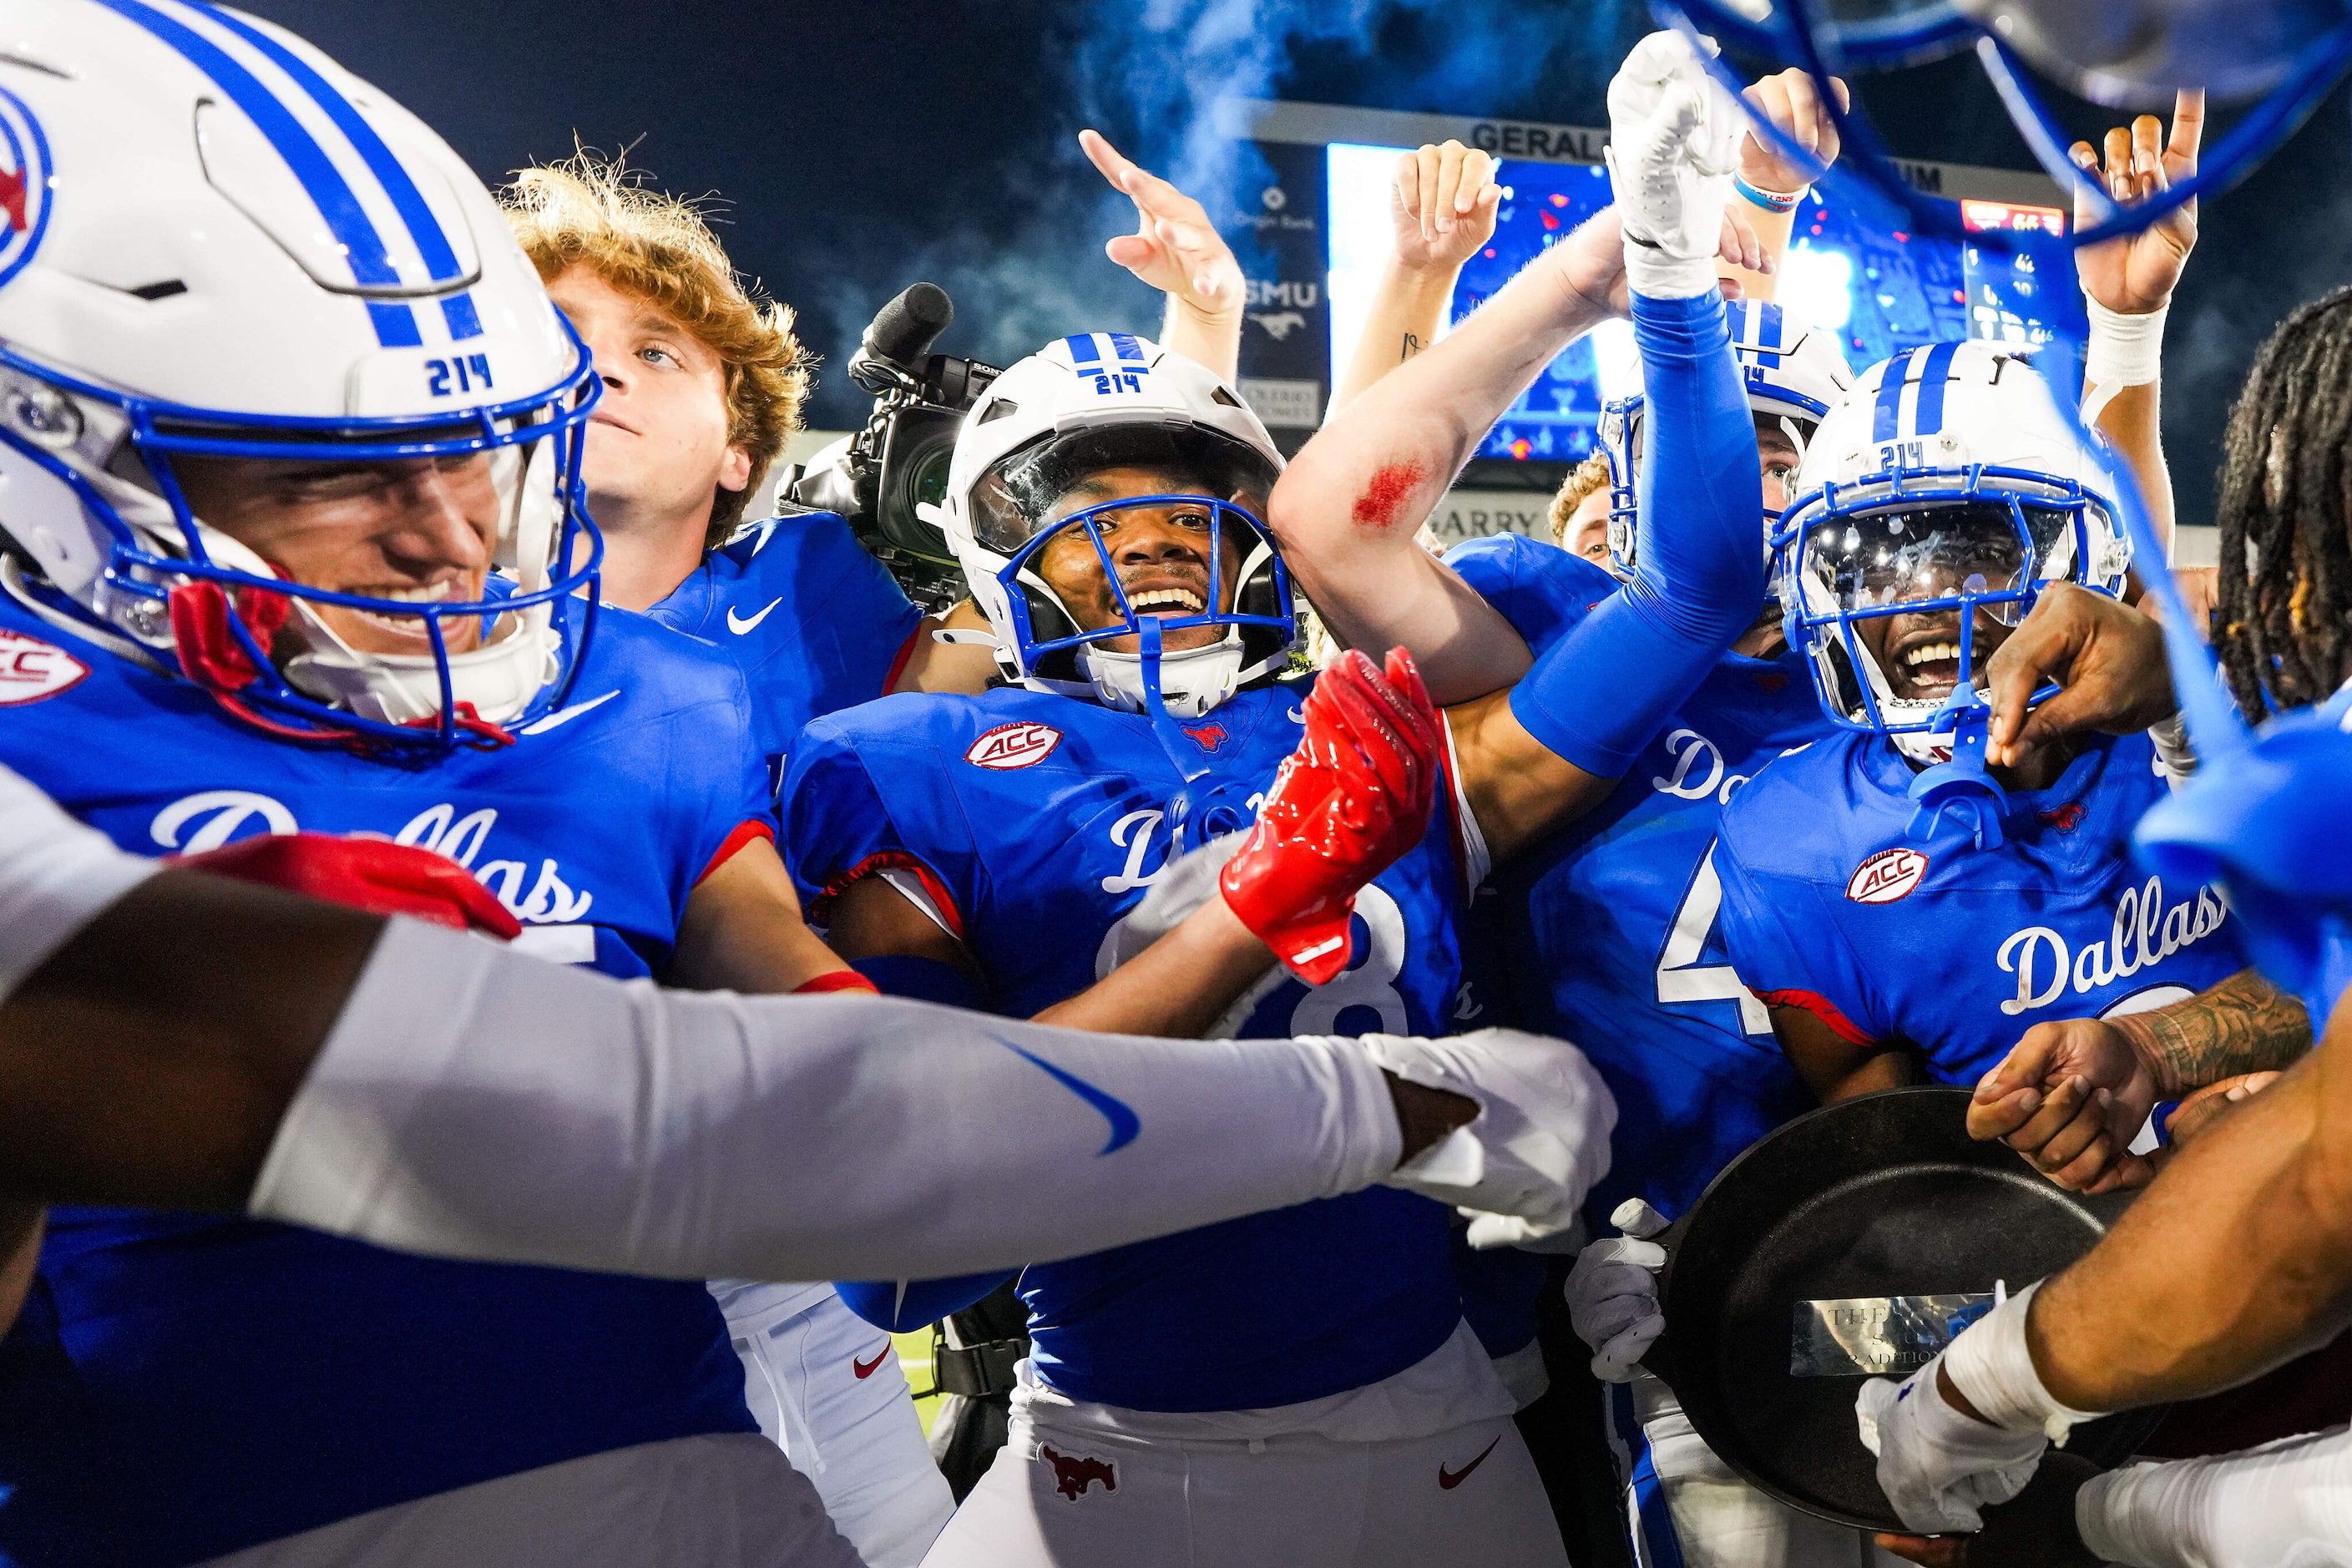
<box><xmin>1565</xmin><ymin>1196</ymin><xmax>1671</xmax><ymax>1381</ymax></box>
<box><xmin>1856</xmin><ymin>1357</ymin><xmax>2048</xmax><ymax>1533</ymax></box>
<box><xmin>1856</xmin><ymin>1279</ymin><xmax>2103</xmax><ymax>1533</ymax></box>
<box><xmin>1604</xmin><ymin>30</ymin><xmax>1749</xmax><ymax>298</ymax></box>
<box><xmin>1354</xmin><ymin>1028</ymin><xmax>1615</xmax><ymax>1247</ymax></box>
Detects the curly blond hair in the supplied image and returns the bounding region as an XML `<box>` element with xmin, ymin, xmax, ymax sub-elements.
<box><xmin>1547</xmin><ymin>454</ymin><xmax>1615</xmax><ymax>548</ymax></box>
<box><xmin>503</xmin><ymin>152</ymin><xmax>812</xmax><ymax>549</ymax></box>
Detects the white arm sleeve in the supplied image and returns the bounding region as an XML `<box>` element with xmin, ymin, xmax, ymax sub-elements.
<box><xmin>0</xmin><ymin>761</ymin><xmax>161</xmax><ymax>999</ymax></box>
<box><xmin>2077</xmin><ymin>1423</ymin><xmax>2352</xmax><ymax>1568</ymax></box>
<box><xmin>250</xmin><ymin>919</ymin><xmax>1404</xmax><ymax>1282</ymax></box>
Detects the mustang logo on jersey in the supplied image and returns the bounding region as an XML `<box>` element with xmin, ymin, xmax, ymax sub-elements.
<box><xmin>1997</xmin><ymin>877</ymin><xmax>2232</xmax><ymax>1016</ymax></box>
<box><xmin>1847</xmin><ymin>847</ymin><xmax>1930</xmax><ymax>904</ymax></box>
<box><xmin>966</xmin><ymin>721</ymin><xmax>1063</xmax><ymax>770</ymax></box>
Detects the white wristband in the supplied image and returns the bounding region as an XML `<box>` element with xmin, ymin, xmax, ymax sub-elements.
<box><xmin>0</xmin><ymin>761</ymin><xmax>160</xmax><ymax>1000</ymax></box>
<box><xmin>1940</xmin><ymin>1280</ymin><xmax>2106</xmax><ymax>1444</ymax></box>
<box><xmin>2083</xmin><ymin>296</ymin><xmax>2169</xmax><ymax>423</ymax></box>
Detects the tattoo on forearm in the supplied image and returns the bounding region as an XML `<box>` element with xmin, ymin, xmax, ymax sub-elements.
<box><xmin>1401</xmin><ymin>332</ymin><xmax>1424</xmax><ymax>362</ymax></box>
<box><xmin>2130</xmin><ymin>968</ymin><xmax>2314</xmax><ymax>1092</ymax></box>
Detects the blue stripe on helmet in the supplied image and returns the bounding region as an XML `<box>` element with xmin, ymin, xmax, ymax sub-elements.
<box><xmin>198</xmin><ymin>3</ymin><xmax>475</xmax><ymax>304</ymax></box>
<box><xmin>1912</xmin><ymin>340</ymin><xmax>1964</xmax><ymax>437</ymax></box>
<box><xmin>1871</xmin><ymin>346</ymin><xmax>1920</xmax><ymax>444</ymax></box>
<box><xmin>367</xmin><ymin>299</ymin><xmax>423</xmax><ymax>347</ymax></box>
<box><xmin>95</xmin><ymin>0</ymin><xmax>419</xmax><ymax>347</ymax></box>
<box><xmin>440</xmin><ymin>292</ymin><xmax>483</xmax><ymax>341</ymax></box>
<box><xmin>1064</xmin><ymin>334</ymin><xmax>1102</xmax><ymax>366</ymax></box>
<box><xmin>1108</xmin><ymin>332</ymin><xmax>1146</xmax><ymax>364</ymax></box>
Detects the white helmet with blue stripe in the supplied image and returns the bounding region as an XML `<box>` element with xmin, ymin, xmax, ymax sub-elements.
<box><xmin>0</xmin><ymin>0</ymin><xmax>599</xmax><ymax>749</ymax></box>
<box><xmin>1773</xmin><ymin>339</ymin><xmax>2132</xmax><ymax>763</ymax></box>
<box><xmin>937</xmin><ymin>332</ymin><xmax>1292</xmax><ymax>721</ymax></box>
<box><xmin>1603</xmin><ymin>298</ymin><xmax>1854</xmax><ymax>576</ymax></box>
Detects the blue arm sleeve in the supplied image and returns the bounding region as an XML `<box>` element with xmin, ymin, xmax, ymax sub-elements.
<box><xmin>835</xmin><ymin>1272</ymin><xmax>1014</xmax><ymax>1333</ymax></box>
<box><xmin>1509</xmin><ymin>290</ymin><xmax>1764</xmax><ymax>776</ymax></box>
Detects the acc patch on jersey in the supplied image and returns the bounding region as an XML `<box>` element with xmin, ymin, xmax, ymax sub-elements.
<box><xmin>0</xmin><ymin>630</ymin><xmax>87</xmax><ymax>706</ymax></box>
<box><xmin>965</xmin><ymin>721</ymin><xmax>1062</xmax><ymax>771</ymax></box>
<box><xmin>1847</xmin><ymin>847</ymin><xmax>1929</xmax><ymax>904</ymax></box>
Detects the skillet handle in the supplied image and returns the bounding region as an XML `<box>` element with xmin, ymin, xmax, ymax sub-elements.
<box><xmin>1639</xmin><ymin>1209</ymin><xmax>1694</xmax><ymax>1390</ymax></box>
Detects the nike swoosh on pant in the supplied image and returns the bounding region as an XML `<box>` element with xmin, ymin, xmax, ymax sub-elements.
<box><xmin>728</xmin><ymin>597</ymin><xmax>783</xmax><ymax>635</ymax></box>
<box><xmin>1438</xmin><ymin>1435</ymin><xmax>1500</xmax><ymax>1490</ymax></box>
<box><xmin>852</xmin><ymin>1345</ymin><xmax>892</xmax><ymax>1379</ymax></box>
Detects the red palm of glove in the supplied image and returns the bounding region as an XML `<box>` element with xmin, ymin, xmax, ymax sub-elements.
<box><xmin>180</xmin><ymin>832</ymin><xmax>523</xmax><ymax>940</ymax></box>
<box><xmin>1219</xmin><ymin>647</ymin><xmax>1442</xmax><ymax>985</ymax></box>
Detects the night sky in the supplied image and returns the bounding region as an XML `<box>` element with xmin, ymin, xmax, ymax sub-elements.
<box><xmin>246</xmin><ymin>0</ymin><xmax>2352</xmax><ymax>528</ymax></box>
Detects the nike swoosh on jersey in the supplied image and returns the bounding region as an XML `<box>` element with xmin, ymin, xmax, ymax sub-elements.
<box><xmin>1438</xmin><ymin>1435</ymin><xmax>1500</xmax><ymax>1490</ymax></box>
<box><xmin>995</xmin><ymin>1036</ymin><xmax>1141</xmax><ymax>1155</ymax></box>
<box><xmin>727</xmin><ymin>597</ymin><xmax>783</xmax><ymax>635</ymax></box>
<box><xmin>517</xmin><ymin>689</ymin><xmax>621</xmax><ymax>735</ymax></box>
<box><xmin>852</xmin><ymin>1344</ymin><xmax>893</xmax><ymax>1379</ymax></box>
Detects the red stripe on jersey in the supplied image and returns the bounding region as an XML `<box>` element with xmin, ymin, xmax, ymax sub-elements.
<box><xmin>695</xmin><ymin>818</ymin><xmax>776</xmax><ymax>887</ymax></box>
<box><xmin>807</xmin><ymin>850</ymin><xmax>967</xmax><ymax>942</ymax></box>
<box><xmin>882</xmin><ymin>621</ymin><xmax>926</xmax><ymax>696</ymax></box>
<box><xmin>1753</xmin><ymin>987</ymin><xmax>1879</xmax><ymax>1047</ymax></box>
<box><xmin>794</xmin><ymin>969</ymin><xmax>881</xmax><ymax>995</ymax></box>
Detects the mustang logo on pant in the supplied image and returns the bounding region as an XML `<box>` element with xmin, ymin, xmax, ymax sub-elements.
<box><xmin>1040</xmin><ymin>1444</ymin><xmax>1117</xmax><ymax>1501</ymax></box>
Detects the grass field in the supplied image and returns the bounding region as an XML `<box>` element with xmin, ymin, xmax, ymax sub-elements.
<box><xmin>892</xmin><ymin>1328</ymin><xmax>946</xmax><ymax>1434</ymax></box>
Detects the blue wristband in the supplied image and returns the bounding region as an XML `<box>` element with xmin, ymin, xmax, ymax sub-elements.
<box><xmin>1734</xmin><ymin>174</ymin><xmax>1803</xmax><ymax>214</ymax></box>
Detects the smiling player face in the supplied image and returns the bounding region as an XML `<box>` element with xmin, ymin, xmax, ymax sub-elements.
<box><xmin>1833</xmin><ymin>508</ymin><xmax>2031</xmax><ymax>702</ymax></box>
<box><xmin>175</xmin><ymin>452</ymin><xmax>503</xmax><ymax>657</ymax></box>
<box><xmin>1031</xmin><ymin>465</ymin><xmax>1253</xmax><ymax>654</ymax></box>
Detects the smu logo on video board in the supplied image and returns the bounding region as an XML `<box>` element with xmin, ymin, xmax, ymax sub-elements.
<box><xmin>0</xmin><ymin>85</ymin><xmax>53</xmax><ymax>291</ymax></box>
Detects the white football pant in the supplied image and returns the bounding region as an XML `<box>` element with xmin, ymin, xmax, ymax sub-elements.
<box><xmin>1609</xmin><ymin>1373</ymin><xmax>1908</xmax><ymax>1568</ymax></box>
<box><xmin>921</xmin><ymin>1323</ymin><xmax>1566</xmax><ymax>1568</ymax></box>
<box><xmin>722</xmin><ymin>1282</ymin><xmax>955</xmax><ymax>1568</ymax></box>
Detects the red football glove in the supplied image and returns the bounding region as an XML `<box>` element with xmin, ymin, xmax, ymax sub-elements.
<box><xmin>180</xmin><ymin>832</ymin><xmax>523</xmax><ymax>940</ymax></box>
<box><xmin>1219</xmin><ymin>646</ymin><xmax>1442</xmax><ymax>985</ymax></box>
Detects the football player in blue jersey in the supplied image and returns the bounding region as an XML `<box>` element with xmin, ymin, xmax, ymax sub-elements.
<box><xmin>1707</xmin><ymin>89</ymin><xmax>2226</xmax><ymax>1120</ymax></box>
<box><xmin>0</xmin><ymin>8</ymin><xmax>913</xmax><ymax>1565</ymax></box>
<box><xmin>785</xmin><ymin>35</ymin><xmax>1778</xmax><ymax>1565</ymax></box>
<box><xmin>500</xmin><ymin>137</ymin><xmax>1259</xmax><ymax>1561</ymax></box>
<box><xmin>1852</xmin><ymin>273</ymin><xmax>2352</xmax><ymax>1568</ymax></box>
<box><xmin>1260</xmin><ymin>48</ymin><xmax>1886</xmax><ymax>1566</ymax></box>
<box><xmin>503</xmin><ymin>150</ymin><xmax>964</xmax><ymax>1567</ymax></box>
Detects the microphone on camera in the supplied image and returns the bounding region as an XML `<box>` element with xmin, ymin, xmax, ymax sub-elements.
<box><xmin>851</xmin><ymin>282</ymin><xmax>954</xmax><ymax>391</ymax></box>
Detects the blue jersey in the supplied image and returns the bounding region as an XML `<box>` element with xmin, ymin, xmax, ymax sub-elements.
<box><xmin>1713</xmin><ymin>729</ymin><xmax>2249</xmax><ymax>1084</ymax></box>
<box><xmin>1451</xmin><ymin>534</ymin><xmax>1828</xmax><ymax>1224</ymax></box>
<box><xmin>781</xmin><ymin>679</ymin><xmax>1469</xmax><ymax>1412</ymax></box>
<box><xmin>0</xmin><ymin>599</ymin><xmax>770</xmax><ymax>1566</ymax></box>
<box><xmin>649</xmin><ymin>509</ymin><xmax>923</xmax><ymax>794</ymax></box>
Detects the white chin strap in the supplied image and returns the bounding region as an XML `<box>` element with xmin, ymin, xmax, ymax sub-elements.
<box><xmin>1076</xmin><ymin>630</ymin><xmax>1247</xmax><ymax>721</ymax></box>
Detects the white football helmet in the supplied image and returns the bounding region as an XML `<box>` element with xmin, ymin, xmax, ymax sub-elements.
<box><xmin>1773</xmin><ymin>339</ymin><xmax>2132</xmax><ymax>763</ymax></box>
<box><xmin>1603</xmin><ymin>298</ymin><xmax>1855</xmax><ymax>576</ymax></box>
<box><xmin>935</xmin><ymin>333</ymin><xmax>1292</xmax><ymax>721</ymax></box>
<box><xmin>0</xmin><ymin>1</ymin><xmax>599</xmax><ymax>750</ymax></box>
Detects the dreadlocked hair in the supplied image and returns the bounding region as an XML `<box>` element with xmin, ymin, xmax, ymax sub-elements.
<box><xmin>503</xmin><ymin>149</ymin><xmax>812</xmax><ymax>549</ymax></box>
<box><xmin>2215</xmin><ymin>283</ymin><xmax>2352</xmax><ymax>716</ymax></box>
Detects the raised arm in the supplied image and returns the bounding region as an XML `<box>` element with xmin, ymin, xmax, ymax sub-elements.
<box><xmin>2073</xmin><ymin>91</ymin><xmax>2203</xmax><ymax>555</ymax></box>
<box><xmin>1267</xmin><ymin>58</ymin><xmax>1840</xmax><ymax>706</ymax></box>
<box><xmin>1327</xmin><ymin>140</ymin><xmax>1502</xmax><ymax>416</ymax></box>
<box><xmin>1080</xmin><ymin>129</ymin><xmax>1245</xmax><ymax>382</ymax></box>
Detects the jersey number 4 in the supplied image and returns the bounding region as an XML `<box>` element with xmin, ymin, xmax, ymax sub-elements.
<box><xmin>1657</xmin><ymin>842</ymin><xmax>1771</xmax><ymax>1034</ymax></box>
